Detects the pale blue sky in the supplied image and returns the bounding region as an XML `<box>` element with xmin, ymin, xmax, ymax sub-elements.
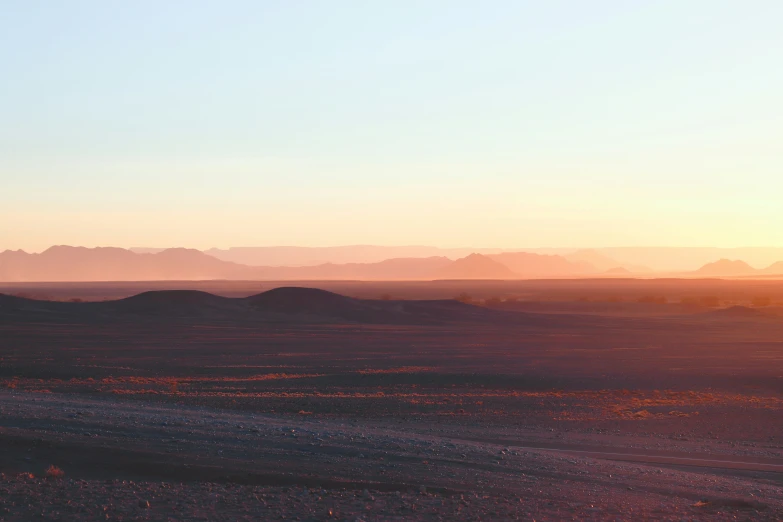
<box><xmin>2</xmin><ymin>1</ymin><xmax>782</xmax><ymax>251</ymax></box>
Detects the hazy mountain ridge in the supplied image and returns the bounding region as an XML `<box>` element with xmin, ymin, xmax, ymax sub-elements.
<box><xmin>436</xmin><ymin>253</ymin><xmax>518</xmax><ymax>280</ymax></box>
<box><xmin>696</xmin><ymin>259</ymin><xmax>757</xmax><ymax>276</ymax></box>
<box><xmin>252</xmin><ymin>256</ymin><xmax>454</xmax><ymax>280</ymax></box>
<box><xmin>129</xmin><ymin>245</ymin><xmax>783</xmax><ymax>272</ymax></box>
<box><xmin>6</xmin><ymin>245</ymin><xmax>783</xmax><ymax>282</ymax></box>
<box><xmin>695</xmin><ymin>259</ymin><xmax>783</xmax><ymax>277</ymax></box>
<box><xmin>200</xmin><ymin>245</ymin><xmax>512</xmax><ymax>267</ymax></box>
<box><xmin>489</xmin><ymin>252</ymin><xmax>596</xmax><ymax>276</ymax></box>
<box><xmin>566</xmin><ymin>249</ymin><xmax>652</xmax><ymax>273</ymax></box>
<box><xmin>598</xmin><ymin>247</ymin><xmax>783</xmax><ymax>272</ymax></box>
<box><xmin>1</xmin><ymin>246</ymin><xmax>596</xmax><ymax>282</ymax></box>
<box><xmin>0</xmin><ymin>246</ymin><xmax>252</xmax><ymax>282</ymax></box>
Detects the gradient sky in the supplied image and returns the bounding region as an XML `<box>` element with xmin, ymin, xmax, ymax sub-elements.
<box><xmin>2</xmin><ymin>1</ymin><xmax>782</xmax><ymax>252</ymax></box>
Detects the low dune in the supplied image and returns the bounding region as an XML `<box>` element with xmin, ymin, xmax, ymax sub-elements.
<box><xmin>702</xmin><ymin>305</ymin><xmax>769</xmax><ymax>319</ymax></box>
<box><xmin>0</xmin><ymin>288</ymin><xmax>533</xmax><ymax>326</ymax></box>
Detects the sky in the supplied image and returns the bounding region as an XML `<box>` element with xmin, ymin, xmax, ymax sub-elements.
<box><xmin>2</xmin><ymin>1</ymin><xmax>782</xmax><ymax>252</ymax></box>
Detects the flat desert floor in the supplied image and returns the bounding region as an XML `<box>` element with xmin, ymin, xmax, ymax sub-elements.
<box><xmin>1</xmin><ymin>280</ymin><xmax>782</xmax><ymax>520</ymax></box>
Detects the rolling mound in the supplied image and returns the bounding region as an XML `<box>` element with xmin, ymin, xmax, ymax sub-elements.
<box><xmin>703</xmin><ymin>306</ymin><xmax>768</xmax><ymax>319</ymax></box>
<box><xmin>119</xmin><ymin>290</ymin><xmax>229</xmax><ymax>306</ymax></box>
<box><xmin>1</xmin><ymin>287</ymin><xmax>589</xmax><ymax>327</ymax></box>
<box><xmin>245</xmin><ymin>287</ymin><xmax>361</xmax><ymax>314</ymax></box>
<box><xmin>245</xmin><ymin>287</ymin><xmax>426</xmax><ymax>324</ymax></box>
<box><xmin>0</xmin><ymin>293</ymin><xmax>88</xmax><ymax>323</ymax></box>
<box><xmin>110</xmin><ymin>290</ymin><xmax>241</xmax><ymax>317</ymax></box>
<box><xmin>246</xmin><ymin>287</ymin><xmax>588</xmax><ymax>326</ymax></box>
<box><xmin>0</xmin><ymin>293</ymin><xmax>69</xmax><ymax>311</ymax></box>
<box><xmin>0</xmin><ymin>293</ymin><xmax>25</xmax><ymax>308</ymax></box>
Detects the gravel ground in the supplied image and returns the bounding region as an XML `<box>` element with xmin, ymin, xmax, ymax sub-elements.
<box><xmin>0</xmin><ymin>391</ymin><xmax>781</xmax><ymax>521</ymax></box>
<box><xmin>0</xmin><ymin>475</ymin><xmax>777</xmax><ymax>521</ymax></box>
<box><xmin>3</xmin><ymin>290</ymin><xmax>783</xmax><ymax>521</ymax></box>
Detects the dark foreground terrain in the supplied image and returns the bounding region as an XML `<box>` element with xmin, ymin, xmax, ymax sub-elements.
<box><xmin>1</xmin><ymin>282</ymin><xmax>782</xmax><ymax>520</ymax></box>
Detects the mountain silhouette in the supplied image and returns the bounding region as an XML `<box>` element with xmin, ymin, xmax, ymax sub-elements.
<box><xmin>604</xmin><ymin>266</ymin><xmax>632</xmax><ymax>275</ymax></box>
<box><xmin>0</xmin><ymin>247</ymin><xmax>585</xmax><ymax>281</ymax></box>
<box><xmin>695</xmin><ymin>259</ymin><xmax>757</xmax><ymax>277</ymax></box>
<box><xmin>597</xmin><ymin>247</ymin><xmax>783</xmax><ymax>272</ymax></box>
<box><xmin>0</xmin><ymin>248</ymin><xmax>457</xmax><ymax>282</ymax></box>
<box><xmin>201</xmin><ymin>245</ymin><xmax>507</xmax><ymax>267</ymax></box>
<box><xmin>127</xmin><ymin>245</ymin><xmax>783</xmax><ymax>272</ymax></box>
<box><xmin>8</xmin><ymin>245</ymin><xmax>782</xmax><ymax>282</ymax></box>
<box><xmin>760</xmin><ymin>261</ymin><xmax>783</xmax><ymax>275</ymax></box>
<box><xmin>259</xmin><ymin>257</ymin><xmax>453</xmax><ymax>280</ymax></box>
<box><xmin>702</xmin><ymin>306</ymin><xmax>768</xmax><ymax>319</ymax></box>
<box><xmin>0</xmin><ymin>246</ymin><xmax>250</xmax><ymax>281</ymax></box>
<box><xmin>566</xmin><ymin>249</ymin><xmax>650</xmax><ymax>273</ymax></box>
<box><xmin>487</xmin><ymin>252</ymin><xmax>593</xmax><ymax>277</ymax></box>
<box><xmin>435</xmin><ymin>253</ymin><xmax>516</xmax><ymax>279</ymax></box>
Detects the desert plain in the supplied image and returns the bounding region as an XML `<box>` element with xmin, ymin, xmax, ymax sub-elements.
<box><xmin>1</xmin><ymin>279</ymin><xmax>782</xmax><ymax>520</ymax></box>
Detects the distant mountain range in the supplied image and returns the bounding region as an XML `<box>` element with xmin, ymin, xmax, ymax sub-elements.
<box><xmin>564</xmin><ymin>249</ymin><xmax>652</xmax><ymax>273</ymax></box>
<box><xmin>130</xmin><ymin>246</ymin><xmax>783</xmax><ymax>272</ymax></box>
<box><xmin>0</xmin><ymin>246</ymin><xmax>250</xmax><ymax>282</ymax></box>
<box><xmin>4</xmin><ymin>246</ymin><xmax>783</xmax><ymax>282</ymax></box>
<box><xmin>695</xmin><ymin>259</ymin><xmax>783</xmax><ymax>277</ymax></box>
<box><xmin>593</xmin><ymin>247</ymin><xmax>783</xmax><ymax>272</ymax></box>
<box><xmin>436</xmin><ymin>253</ymin><xmax>517</xmax><ymax>280</ymax></box>
<box><xmin>148</xmin><ymin>245</ymin><xmax>517</xmax><ymax>267</ymax></box>
<box><xmin>0</xmin><ymin>246</ymin><xmax>599</xmax><ymax>282</ymax></box>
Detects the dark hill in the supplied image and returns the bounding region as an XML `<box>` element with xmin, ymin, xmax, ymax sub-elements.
<box><xmin>702</xmin><ymin>306</ymin><xmax>768</xmax><ymax>319</ymax></box>
<box><xmin>0</xmin><ymin>287</ymin><xmax>596</xmax><ymax>327</ymax></box>
<box><xmin>0</xmin><ymin>293</ymin><xmax>27</xmax><ymax>309</ymax></box>
<box><xmin>245</xmin><ymin>287</ymin><xmax>371</xmax><ymax>318</ymax></box>
<box><xmin>0</xmin><ymin>293</ymin><xmax>69</xmax><ymax>311</ymax></box>
<box><xmin>109</xmin><ymin>290</ymin><xmax>244</xmax><ymax>318</ymax></box>
<box><xmin>120</xmin><ymin>290</ymin><xmax>229</xmax><ymax>306</ymax></box>
<box><xmin>0</xmin><ymin>292</ymin><xmax>87</xmax><ymax>323</ymax></box>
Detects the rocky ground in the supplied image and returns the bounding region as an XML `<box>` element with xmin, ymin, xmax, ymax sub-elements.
<box><xmin>2</xmin><ymin>285</ymin><xmax>783</xmax><ymax>520</ymax></box>
<box><xmin>0</xmin><ymin>476</ymin><xmax>773</xmax><ymax>521</ymax></box>
<box><xmin>0</xmin><ymin>392</ymin><xmax>780</xmax><ymax>521</ymax></box>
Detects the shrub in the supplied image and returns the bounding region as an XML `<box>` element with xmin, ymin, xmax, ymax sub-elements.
<box><xmin>454</xmin><ymin>293</ymin><xmax>473</xmax><ymax>304</ymax></box>
<box><xmin>700</xmin><ymin>296</ymin><xmax>721</xmax><ymax>307</ymax></box>
<box><xmin>752</xmin><ymin>296</ymin><xmax>772</xmax><ymax>307</ymax></box>
<box><xmin>637</xmin><ymin>295</ymin><xmax>667</xmax><ymax>304</ymax></box>
<box><xmin>45</xmin><ymin>465</ymin><xmax>64</xmax><ymax>479</ymax></box>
